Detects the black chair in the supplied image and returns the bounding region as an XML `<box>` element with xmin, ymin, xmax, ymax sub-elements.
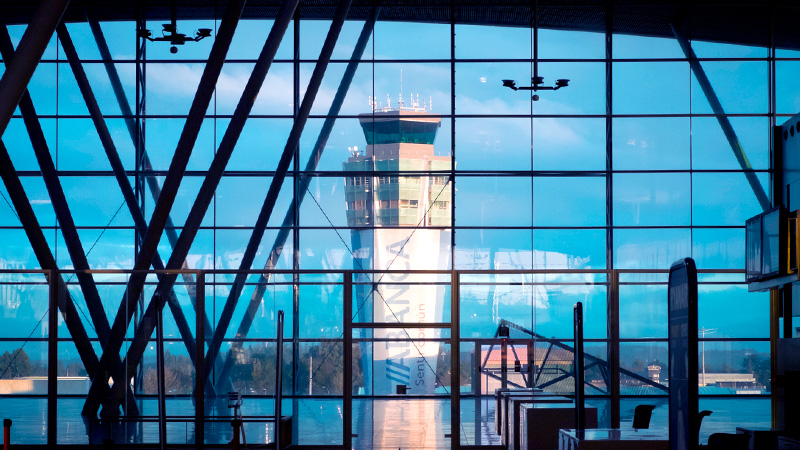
<box><xmin>696</xmin><ymin>410</ymin><xmax>713</xmax><ymax>448</ymax></box>
<box><xmin>707</xmin><ymin>432</ymin><xmax>750</xmax><ymax>450</ymax></box>
<box><xmin>632</xmin><ymin>404</ymin><xmax>656</xmax><ymax>429</ymax></box>
<box><xmin>698</xmin><ymin>410</ymin><xmax>712</xmax><ymax>429</ymax></box>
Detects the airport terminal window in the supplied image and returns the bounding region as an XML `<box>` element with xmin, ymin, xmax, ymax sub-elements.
<box><xmin>0</xmin><ymin>6</ymin><xmax>781</xmax><ymax>447</ymax></box>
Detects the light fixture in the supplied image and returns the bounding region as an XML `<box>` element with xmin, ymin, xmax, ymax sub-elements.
<box><xmin>501</xmin><ymin>1</ymin><xmax>570</xmax><ymax>101</ymax></box>
<box><xmin>138</xmin><ymin>1</ymin><xmax>213</xmax><ymax>54</ymax></box>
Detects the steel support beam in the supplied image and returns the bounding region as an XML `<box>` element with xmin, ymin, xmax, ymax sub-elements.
<box><xmin>451</xmin><ymin>271</ymin><xmax>461</xmax><ymax>447</ymax></box>
<box><xmin>194</xmin><ymin>271</ymin><xmax>205</xmax><ymax>448</ymax></box>
<box><xmin>343</xmin><ymin>271</ymin><xmax>353</xmax><ymax>449</ymax></box>
<box><xmin>84</xmin><ymin>0</ymin><xmax>247</xmax><ymax>417</ymax></box>
<box><xmin>57</xmin><ymin>22</ymin><xmax>199</xmax><ymax>372</ymax></box>
<box><xmin>47</xmin><ymin>270</ymin><xmax>57</xmax><ymax>447</ymax></box>
<box><xmin>0</xmin><ymin>25</ymin><xmax>141</xmax><ymax>415</ymax></box>
<box><xmin>607</xmin><ymin>271</ymin><xmax>620</xmax><ymax>428</ymax></box>
<box><xmin>85</xmin><ymin>13</ymin><xmax>218</xmax><ymax>379</ymax></box>
<box><xmin>212</xmin><ymin>5</ymin><xmax>371</xmax><ymax>391</ymax></box>
<box><xmin>671</xmin><ymin>24</ymin><xmax>771</xmax><ymax>211</ymax></box>
<box><xmin>0</xmin><ymin>141</ymin><xmax>102</xmax><ymax>399</ymax></box>
<box><xmin>99</xmin><ymin>0</ymin><xmax>299</xmax><ymax>413</ymax></box>
<box><xmin>0</xmin><ymin>24</ymin><xmax>109</xmax><ymax>340</ymax></box>
<box><xmin>0</xmin><ymin>0</ymin><xmax>69</xmax><ymax>138</ymax></box>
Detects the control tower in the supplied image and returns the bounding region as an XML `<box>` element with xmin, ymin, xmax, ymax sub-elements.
<box><xmin>343</xmin><ymin>97</ymin><xmax>452</xmax><ymax>398</ymax></box>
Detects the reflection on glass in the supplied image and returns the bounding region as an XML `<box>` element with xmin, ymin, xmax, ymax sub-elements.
<box><xmin>691</xmin><ymin>116</ymin><xmax>769</xmax><ymax>170</ymax></box>
<box><xmin>614</xmin><ymin>228</ymin><xmax>691</xmax><ymax>269</ymax></box>
<box><xmin>620</xmin><ymin>342</ymin><xmax>668</xmax><ymax>394</ymax></box>
<box><xmin>613</xmin><ymin>173</ymin><xmax>690</xmax><ymax>226</ymax></box>
<box><xmin>691</xmin><ymin>61</ymin><xmax>768</xmax><ymax>114</ymax></box>
<box><xmin>613</xmin><ymin>62</ymin><xmax>690</xmax><ymax>114</ymax></box>
<box><xmin>613</xmin><ymin>117</ymin><xmax>690</xmax><ymax>170</ymax></box>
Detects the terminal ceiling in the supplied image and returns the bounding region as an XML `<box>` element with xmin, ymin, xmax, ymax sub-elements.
<box><xmin>1</xmin><ymin>1</ymin><xmax>798</xmax><ymax>51</ymax></box>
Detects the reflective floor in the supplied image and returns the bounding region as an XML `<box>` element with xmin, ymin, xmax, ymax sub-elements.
<box><xmin>0</xmin><ymin>396</ymin><xmax>771</xmax><ymax>447</ymax></box>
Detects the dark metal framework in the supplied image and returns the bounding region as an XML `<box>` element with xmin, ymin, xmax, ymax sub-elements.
<box><xmin>0</xmin><ymin>0</ymin><xmax>780</xmax><ymax>447</ymax></box>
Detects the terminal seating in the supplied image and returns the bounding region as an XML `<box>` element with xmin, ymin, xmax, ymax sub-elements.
<box><xmin>632</xmin><ymin>404</ymin><xmax>656</xmax><ymax>430</ymax></box>
<box><xmin>706</xmin><ymin>432</ymin><xmax>750</xmax><ymax>450</ymax></box>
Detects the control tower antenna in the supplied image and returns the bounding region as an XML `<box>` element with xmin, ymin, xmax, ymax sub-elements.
<box><xmin>400</xmin><ymin>69</ymin><xmax>404</xmax><ymax>109</ymax></box>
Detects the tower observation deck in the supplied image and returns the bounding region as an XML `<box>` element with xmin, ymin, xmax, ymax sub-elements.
<box><xmin>343</xmin><ymin>105</ymin><xmax>451</xmax><ymax>227</ymax></box>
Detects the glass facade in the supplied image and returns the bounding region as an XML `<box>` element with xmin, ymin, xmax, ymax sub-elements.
<box><xmin>0</xmin><ymin>4</ymin><xmax>785</xmax><ymax>448</ymax></box>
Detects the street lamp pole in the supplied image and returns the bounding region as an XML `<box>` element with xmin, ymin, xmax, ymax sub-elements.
<box><xmin>699</xmin><ymin>327</ymin><xmax>717</xmax><ymax>386</ymax></box>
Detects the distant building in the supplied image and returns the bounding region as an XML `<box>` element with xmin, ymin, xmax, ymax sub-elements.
<box><xmin>647</xmin><ymin>364</ymin><xmax>661</xmax><ymax>383</ymax></box>
<box><xmin>0</xmin><ymin>376</ymin><xmax>90</xmax><ymax>395</ymax></box>
<box><xmin>700</xmin><ymin>373</ymin><xmax>763</xmax><ymax>391</ymax></box>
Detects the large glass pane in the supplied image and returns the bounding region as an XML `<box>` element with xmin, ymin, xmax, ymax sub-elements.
<box><xmin>697</xmin><ymin>341</ymin><xmax>770</xmax><ymax>394</ymax></box>
<box><xmin>299</xmin><ymin>282</ymin><xmax>343</xmax><ymax>338</ymax></box>
<box><xmin>374</xmin><ymin>62</ymin><xmax>451</xmax><ymax>113</ymax></box>
<box><xmin>455</xmin><ymin>62</ymin><xmax>531</xmax><ymax>115</ymax></box>
<box><xmin>613</xmin><ymin>34</ymin><xmax>684</xmax><ymax>59</ymax></box>
<box><xmin>299</xmin><ymin>228</ymin><xmax>369</xmax><ymax>270</ymax></box>
<box><xmin>301</xmin><ymin>62</ymin><xmax>374</xmax><ymax>116</ymax></box>
<box><xmin>620</xmin><ymin>341</ymin><xmax>668</xmax><ymax>395</ymax></box>
<box><xmin>531</xmin><ymin>63</ymin><xmax>605</xmax><ymax>115</ymax></box>
<box><xmin>215</xmin><ymin>176</ymin><xmax>294</xmax><ymax>227</ymax></box>
<box><xmin>613</xmin><ymin>173</ymin><xmax>691</xmax><ymax>226</ymax></box>
<box><xmin>533</xmin><ymin>230</ymin><xmax>606</xmax><ymax>269</ymax></box>
<box><xmin>455</xmin><ymin>228</ymin><xmax>532</xmax><ymax>270</ymax></box>
<box><xmin>698</xmin><ymin>285</ymin><xmax>768</xmax><ymax>338</ymax></box>
<box><xmin>375</xmin><ymin>20</ymin><xmax>450</xmax><ymax>60</ymax></box>
<box><xmin>455</xmin><ymin>118</ymin><xmax>531</xmax><ymax>171</ymax></box>
<box><xmin>3</xmin><ymin>118</ymin><xmax>56</xmax><ymax>171</ymax></box>
<box><xmin>614</xmin><ymin>228</ymin><xmax>691</xmax><ymax>269</ymax></box>
<box><xmin>214</xmin><ymin>228</ymin><xmax>293</xmax><ymax>273</ymax></box>
<box><xmin>690</xmin><ymin>40</ymin><xmax>768</xmax><ymax>59</ymax></box>
<box><xmin>60</xmin><ymin>21</ymin><xmax>136</xmax><ymax>61</ymax></box>
<box><xmin>145</xmin><ymin>63</ymin><xmax>205</xmax><ymax>115</ymax></box>
<box><xmin>692</xmin><ymin>172</ymin><xmax>767</xmax><ymax>226</ymax></box>
<box><xmin>79</xmin><ymin>63</ymin><xmax>136</xmax><ymax>117</ymax></box>
<box><xmin>225</xmin><ymin>118</ymin><xmax>293</xmax><ymax>171</ymax></box>
<box><xmin>533</xmin><ymin>177</ymin><xmax>605</xmax><ymax>227</ymax></box>
<box><xmin>613</xmin><ymin>117</ymin><xmax>690</xmax><ymax>170</ymax></box>
<box><xmin>456</xmin><ymin>176</ymin><xmax>532</xmax><ymax>226</ymax></box>
<box><xmin>55</xmin><ymin>229</ymin><xmax>135</xmax><ymax>270</ymax></box>
<box><xmin>143</xmin><ymin>118</ymin><xmax>215</xmax><ymax>170</ymax></box>
<box><xmin>26</xmin><ymin>63</ymin><xmax>56</xmax><ymax>115</ymax></box>
<box><xmin>227</xmin><ymin>19</ymin><xmax>294</xmax><ymax>60</ymax></box>
<box><xmin>691</xmin><ymin>61</ymin><xmax>768</xmax><ymax>114</ymax></box>
<box><xmin>301</xmin><ymin>19</ymin><xmax>374</xmax><ymax>60</ymax></box>
<box><xmin>613</xmin><ymin>62</ymin><xmax>690</xmax><ymax>114</ymax></box>
<box><xmin>455</xmin><ymin>24</ymin><xmax>530</xmax><ymax>59</ymax></box>
<box><xmin>691</xmin><ymin>116</ymin><xmax>769</xmax><ymax>170</ymax></box>
<box><xmin>537</xmin><ymin>27</ymin><xmax>604</xmax><ymax>59</ymax></box>
<box><xmin>776</xmin><ymin>61</ymin><xmax>800</xmax><ymax>115</ymax></box>
<box><xmin>459</xmin><ymin>273</ymin><xmax>532</xmax><ymax>338</ymax></box>
<box><xmin>214</xmin><ymin>275</ymin><xmax>293</xmax><ymax>339</ymax></box>
<box><xmin>619</xmin><ymin>285</ymin><xmax>667</xmax><ymax>339</ymax></box>
<box><xmin>60</xmin><ymin>176</ymin><xmax>134</xmax><ymax>227</ymax></box>
<box><xmin>219</xmin><ymin>63</ymin><xmax>294</xmax><ymax>116</ymax></box>
<box><xmin>533</xmin><ymin>118</ymin><xmax>605</xmax><ymax>171</ymax></box>
<box><xmin>692</xmin><ymin>228</ymin><xmax>744</xmax><ymax>270</ymax></box>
